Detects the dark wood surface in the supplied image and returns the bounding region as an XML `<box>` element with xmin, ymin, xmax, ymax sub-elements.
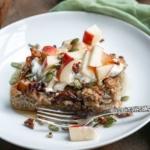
<box><xmin>0</xmin><ymin>0</ymin><xmax>150</xmax><ymax>150</ymax></box>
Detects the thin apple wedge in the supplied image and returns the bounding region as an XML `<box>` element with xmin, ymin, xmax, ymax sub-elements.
<box><xmin>96</xmin><ymin>64</ymin><xmax>114</xmax><ymax>85</ymax></box>
<box><xmin>81</xmin><ymin>51</ymin><xmax>96</xmax><ymax>82</ymax></box>
<box><xmin>60</xmin><ymin>60</ymin><xmax>80</xmax><ymax>84</ymax></box>
<box><xmin>96</xmin><ymin>64</ymin><xmax>125</xmax><ymax>85</ymax></box>
<box><xmin>69</xmin><ymin>126</ymin><xmax>97</xmax><ymax>141</ymax></box>
<box><xmin>83</xmin><ymin>25</ymin><xmax>103</xmax><ymax>46</ymax></box>
<box><xmin>43</xmin><ymin>55</ymin><xmax>59</xmax><ymax>70</ymax></box>
<box><xmin>89</xmin><ymin>44</ymin><xmax>104</xmax><ymax>67</ymax></box>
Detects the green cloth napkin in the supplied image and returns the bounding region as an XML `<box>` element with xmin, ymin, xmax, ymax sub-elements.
<box><xmin>52</xmin><ymin>0</ymin><xmax>150</xmax><ymax>35</ymax></box>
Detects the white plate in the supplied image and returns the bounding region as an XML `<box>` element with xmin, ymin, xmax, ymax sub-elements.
<box><xmin>0</xmin><ymin>11</ymin><xmax>150</xmax><ymax>150</ymax></box>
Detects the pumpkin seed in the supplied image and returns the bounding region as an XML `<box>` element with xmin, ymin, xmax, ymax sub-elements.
<box><xmin>48</xmin><ymin>124</ymin><xmax>59</xmax><ymax>132</ymax></box>
<box><xmin>73</xmin><ymin>79</ymin><xmax>82</xmax><ymax>89</ymax></box>
<box><xmin>9</xmin><ymin>70</ymin><xmax>21</xmax><ymax>85</ymax></box>
<box><xmin>121</xmin><ymin>96</ymin><xmax>129</xmax><ymax>102</ymax></box>
<box><xmin>44</xmin><ymin>72</ymin><xmax>54</xmax><ymax>83</ymax></box>
<box><xmin>70</xmin><ymin>38</ymin><xmax>79</xmax><ymax>45</ymax></box>
<box><xmin>11</xmin><ymin>62</ymin><xmax>23</xmax><ymax>69</ymax></box>
<box><xmin>28</xmin><ymin>43</ymin><xmax>40</xmax><ymax>49</ymax></box>
<box><xmin>104</xmin><ymin>116</ymin><xmax>116</xmax><ymax>128</ymax></box>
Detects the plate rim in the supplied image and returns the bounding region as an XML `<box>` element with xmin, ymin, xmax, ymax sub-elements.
<box><xmin>0</xmin><ymin>11</ymin><xmax>150</xmax><ymax>150</ymax></box>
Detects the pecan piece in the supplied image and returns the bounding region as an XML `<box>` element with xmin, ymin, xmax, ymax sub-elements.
<box><xmin>72</xmin><ymin>62</ymin><xmax>80</xmax><ymax>73</ymax></box>
<box><xmin>24</xmin><ymin>118</ymin><xmax>34</xmax><ymax>129</ymax></box>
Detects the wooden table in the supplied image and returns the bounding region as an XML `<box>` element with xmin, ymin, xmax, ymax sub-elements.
<box><xmin>0</xmin><ymin>0</ymin><xmax>150</xmax><ymax>150</ymax></box>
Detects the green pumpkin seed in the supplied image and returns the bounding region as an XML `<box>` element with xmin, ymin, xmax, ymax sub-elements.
<box><xmin>9</xmin><ymin>70</ymin><xmax>21</xmax><ymax>85</ymax></box>
<box><xmin>44</xmin><ymin>72</ymin><xmax>54</xmax><ymax>83</ymax></box>
<box><xmin>11</xmin><ymin>62</ymin><xmax>23</xmax><ymax>69</ymax></box>
<box><xmin>70</xmin><ymin>38</ymin><xmax>79</xmax><ymax>45</ymax></box>
<box><xmin>48</xmin><ymin>124</ymin><xmax>59</xmax><ymax>132</ymax></box>
<box><xmin>73</xmin><ymin>79</ymin><xmax>82</xmax><ymax>89</ymax></box>
<box><xmin>28</xmin><ymin>43</ymin><xmax>40</xmax><ymax>49</ymax></box>
<box><xmin>104</xmin><ymin>116</ymin><xmax>116</xmax><ymax>128</ymax></box>
<box><xmin>121</xmin><ymin>96</ymin><xmax>129</xmax><ymax>102</ymax></box>
<box><xmin>69</xmin><ymin>38</ymin><xmax>80</xmax><ymax>52</ymax></box>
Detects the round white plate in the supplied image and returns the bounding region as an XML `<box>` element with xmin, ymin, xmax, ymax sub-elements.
<box><xmin>0</xmin><ymin>11</ymin><xmax>150</xmax><ymax>150</ymax></box>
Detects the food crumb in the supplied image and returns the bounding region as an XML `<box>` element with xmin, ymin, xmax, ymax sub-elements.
<box><xmin>24</xmin><ymin>118</ymin><xmax>34</xmax><ymax>129</ymax></box>
<box><xmin>47</xmin><ymin>132</ymin><xmax>53</xmax><ymax>138</ymax></box>
<box><xmin>116</xmin><ymin>112</ymin><xmax>133</xmax><ymax>118</ymax></box>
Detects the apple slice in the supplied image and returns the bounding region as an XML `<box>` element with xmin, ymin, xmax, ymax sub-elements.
<box><xmin>56</xmin><ymin>53</ymin><xmax>74</xmax><ymax>80</ymax></box>
<box><xmin>96</xmin><ymin>64</ymin><xmax>114</xmax><ymax>85</ymax></box>
<box><xmin>88</xmin><ymin>44</ymin><xmax>104</xmax><ymax>67</ymax></box>
<box><xmin>53</xmin><ymin>82</ymin><xmax>67</xmax><ymax>91</ymax></box>
<box><xmin>83</xmin><ymin>25</ymin><xmax>103</xmax><ymax>46</ymax></box>
<box><xmin>43</xmin><ymin>55</ymin><xmax>59</xmax><ymax>69</ymax></box>
<box><xmin>42</xmin><ymin>45</ymin><xmax>57</xmax><ymax>55</ymax></box>
<box><xmin>109</xmin><ymin>63</ymin><xmax>125</xmax><ymax>77</ymax></box>
<box><xmin>60</xmin><ymin>60</ymin><xmax>80</xmax><ymax>84</ymax></box>
<box><xmin>83</xmin><ymin>31</ymin><xmax>94</xmax><ymax>45</ymax></box>
<box><xmin>81</xmin><ymin>51</ymin><xmax>96</xmax><ymax>82</ymax></box>
<box><xmin>69</xmin><ymin>126</ymin><xmax>97</xmax><ymax>141</ymax></box>
<box><xmin>67</xmin><ymin>50</ymin><xmax>85</xmax><ymax>60</ymax></box>
<box><xmin>62</xmin><ymin>53</ymin><xmax>74</xmax><ymax>66</ymax></box>
<box><xmin>96</xmin><ymin>64</ymin><xmax>125</xmax><ymax>85</ymax></box>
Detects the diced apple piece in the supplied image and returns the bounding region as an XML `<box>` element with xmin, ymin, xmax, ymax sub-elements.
<box><xmin>89</xmin><ymin>44</ymin><xmax>104</xmax><ymax>67</ymax></box>
<box><xmin>60</xmin><ymin>60</ymin><xmax>80</xmax><ymax>84</ymax></box>
<box><xmin>69</xmin><ymin>126</ymin><xmax>97</xmax><ymax>141</ymax></box>
<box><xmin>45</xmin><ymin>78</ymin><xmax>56</xmax><ymax>92</ymax></box>
<box><xmin>109</xmin><ymin>63</ymin><xmax>125</xmax><ymax>77</ymax></box>
<box><xmin>83</xmin><ymin>31</ymin><xmax>94</xmax><ymax>45</ymax></box>
<box><xmin>81</xmin><ymin>51</ymin><xmax>96</xmax><ymax>81</ymax></box>
<box><xmin>43</xmin><ymin>55</ymin><xmax>59</xmax><ymax>69</ymax></box>
<box><xmin>62</xmin><ymin>53</ymin><xmax>74</xmax><ymax>66</ymax></box>
<box><xmin>67</xmin><ymin>50</ymin><xmax>85</xmax><ymax>60</ymax></box>
<box><xmin>96</xmin><ymin>64</ymin><xmax>125</xmax><ymax>85</ymax></box>
<box><xmin>53</xmin><ymin>82</ymin><xmax>67</xmax><ymax>91</ymax></box>
<box><xmin>83</xmin><ymin>25</ymin><xmax>103</xmax><ymax>46</ymax></box>
<box><xmin>42</xmin><ymin>46</ymin><xmax>57</xmax><ymax>55</ymax></box>
<box><xmin>96</xmin><ymin>64</ymin><xmax>114</xmax><ymax>85</ymax></box>
<box><xmin>102</xmin><ymin>53</ymin><xmax>116</xmax><ymax>65</ymax></box>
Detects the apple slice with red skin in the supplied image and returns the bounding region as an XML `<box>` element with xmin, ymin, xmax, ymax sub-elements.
<box><xmin>83</xmin><ymin>31</ymin><xmax>94</xmax><ymax>45</ymax></box>
<box><xmin>42</xmin><ymin>45</ymin><xmax>57</xmax><ymax>56</ymax></box>
<box><xmin>82</xmin><ymin>25</ymin><xmax>102</xmax><ymax>46</ymax></box>
<box><xmin>56</xmin><ymin>53</ymin><xmax>74</xmax><ymax>80</ymax></box>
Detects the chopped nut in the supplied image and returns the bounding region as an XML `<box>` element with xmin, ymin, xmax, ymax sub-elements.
<box><xmin>103</xmin><ymin>116</ymin><xmax>116</xmax><ymax>127</ymax></box>
<box><xmin>100</xmin><ymin>38</ymin><xmax>104</xmax><ymax>42</ymax></box>
<box><xmin>17</xmin><ymin>80</ymin><xmax>30</xmax><ymax>92</ymax></box>
<box><xmin>72</xmin><ymin>62</ymin><xmax>80</xmax><ymax>73</ymax></box>
<box><xmin>24</xmin><ymin>118</ymin><xmax>34</xmax><ymax>129</ymax></box>
<box><xmin>116</xmin><ymin>112</ymin><xmax>132</xmax><ymax>118</ymax></box>
<box><xmin>98</xmin><ymin>116</ymin><xmax>116</xmax><ymax>127</ymax></box>
<box><xmin>98</xmin><ymin>117</ymin><xmax>107</xmax><ymax>124</ymax></box>
<box><xmin>30</xmin><ymin>47</ymin><xmax>41</xmax><ymax>58</ymax></box>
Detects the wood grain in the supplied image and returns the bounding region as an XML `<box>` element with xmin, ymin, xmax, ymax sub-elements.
<box><xmin>1</xmin><ymin>0</ymin><xmax>60</xmax><ymax>27</ymax></box>
<box><xmin>0</xmin><ymin>0</ymin><xmax>150</xmax><ymax>150</ymax></box>
<box><xmin>0</xmin><ymin>0</ymin><xmax>11</xmax><ymax>27</ymax></box>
